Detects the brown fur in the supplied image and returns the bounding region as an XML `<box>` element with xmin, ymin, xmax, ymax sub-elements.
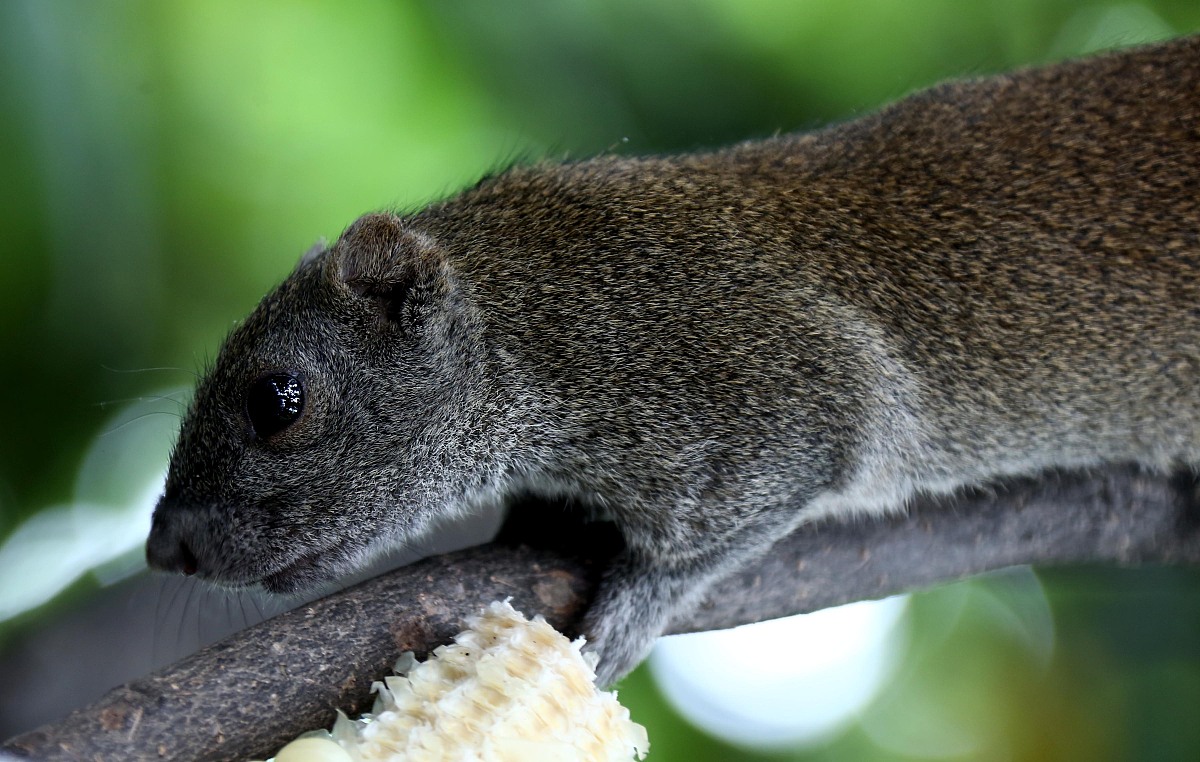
<box><xmin>148</xmin><ymin>36</ymin><xmax>1200</xmax><ymax>685</ymax></box>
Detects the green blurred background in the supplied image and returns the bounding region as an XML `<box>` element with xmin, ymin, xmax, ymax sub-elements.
<box><xmin>1</xmin><ymin>1</ymin><xmax>1199</xmax><ymax>759</ymax></box>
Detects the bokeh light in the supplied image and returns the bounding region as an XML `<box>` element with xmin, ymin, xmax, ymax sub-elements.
<box><xmin>0</xmin><ymin>388</ymin><xmax>181</xmax><ymax>622</ymax></box>
<box><xmin>650</xmin><ymin>596</ymin><xmax>909</xmax><ymax>748</ymax></box>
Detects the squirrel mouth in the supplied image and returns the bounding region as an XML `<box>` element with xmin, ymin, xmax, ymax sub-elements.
<box><xmin>259</xmin><ymin>548</ymin><xmax>335</xmax><ymax>594</ymax></box>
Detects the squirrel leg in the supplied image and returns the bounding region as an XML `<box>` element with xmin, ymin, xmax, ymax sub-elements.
<box><xmin>582</xmin><ymin>505</ymin><xmax>806</xmax><ymax>687</ymax></box>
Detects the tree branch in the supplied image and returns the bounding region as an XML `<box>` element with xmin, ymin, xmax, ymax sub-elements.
<box><xmin>4</xmin><ymin>466</ymin><xmax>1198</xmax><ymax>761</ymax></box>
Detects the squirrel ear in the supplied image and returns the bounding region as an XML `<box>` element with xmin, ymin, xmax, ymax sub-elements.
<box><xmin>333</xmin><ymin>213</ymin><xmax>452</xmax><ymax>331</ymax></box>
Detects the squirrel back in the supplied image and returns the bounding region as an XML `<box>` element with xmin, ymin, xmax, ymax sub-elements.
<box><xmin>413</xmin><ymin>34</ymin><xmax>1199</xmax><ymax>517</ymax></box>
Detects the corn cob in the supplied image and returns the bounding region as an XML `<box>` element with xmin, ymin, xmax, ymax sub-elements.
<box><xmin>263</xmin><ymin>600</ymin><xmax>649</xmax><ymax>762</ymax></box>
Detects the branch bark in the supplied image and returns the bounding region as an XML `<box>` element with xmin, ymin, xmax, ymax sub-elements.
<box><xmin>4</xmin><ymin>466</ymin><xmax>1198</xmax><ymax>761</ymax></box>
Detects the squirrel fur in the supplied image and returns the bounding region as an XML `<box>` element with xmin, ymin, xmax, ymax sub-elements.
<box><xmin>147</xmin><ymin>35</ymin><xmax>1200</xmax><ymax>685</ymax></box>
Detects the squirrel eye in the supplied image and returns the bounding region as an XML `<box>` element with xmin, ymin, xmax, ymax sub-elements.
<box><xmin>246</xmin><ymin>372</ymin><xmax>305</xmax><ymax>439</ymax></box>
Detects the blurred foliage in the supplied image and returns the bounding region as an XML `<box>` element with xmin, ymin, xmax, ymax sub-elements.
<box><xmin>1</xmin><ymin>0</ymin><xmax>1198</xmax><ymax>759</ymax></box>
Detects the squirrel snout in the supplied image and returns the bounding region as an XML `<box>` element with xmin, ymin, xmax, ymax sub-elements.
<box><xmin>145</xmin><ymin>506</ymin><xmax>200</xmax><ymax>576</ymax></box>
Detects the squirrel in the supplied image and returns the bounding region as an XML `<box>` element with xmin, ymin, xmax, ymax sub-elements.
<box><xmin>147</xmin><ymin>35</ymin><xmax>1199</xmax><ymax>686</ymax></box>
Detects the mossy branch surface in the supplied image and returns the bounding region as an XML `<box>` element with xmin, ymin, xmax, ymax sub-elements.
<box><xmin>4</xmin><ymin>466</ymin><xmax>1198</xmax><ymax>761</ymax></box>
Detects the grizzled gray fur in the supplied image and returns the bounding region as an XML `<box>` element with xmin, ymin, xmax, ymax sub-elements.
<box><xmin>148</xmin><ymin>36</ymin><xmax>1200</xmax><ymax>686</ymax></box>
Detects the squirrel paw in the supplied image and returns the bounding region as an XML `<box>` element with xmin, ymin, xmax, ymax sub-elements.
<box><xmin>580</xmin><ymin>564</ymin><xmax>679</xmax><ymax>687</ymax></box>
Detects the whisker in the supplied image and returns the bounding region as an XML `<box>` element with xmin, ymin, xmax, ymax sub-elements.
<box><xmin>236</xmin><ymin>590</ymin><xmax>252</xmax><ymax>629</ymax></box>
<box><xmin>155</xmin><ymin>575</ymin><xmax>189</xmax><ymax>666</ymax></box>
<box><xmin>199</xmin><ymin>584</ymin><xmax>217</xmax><ymax>648</ymax></box>
<box><xmin>152</xmin><ymin>578</ymin><xmax>165</xmax><ymax>665</ymax></box>
<box><xmin>221</xmin><ymin>589</ymin><xmax>235</xmax><ymax>634</ymax></box>
<box><xmin>94</xmin><ymin>394</ymin><xmax>188</xmax><ymax>410</ymax></box>
<box><xmin>100</xmin><ymin>410</ymin><xmax>183</xmax><ymax>437</ymax></box>
<box><xmin>101</xmin><ymin>364</ymin><xmax>201</xmax><ymax>380</ymax></box>
<box><xmin>246</xmin><ymin>590</ymin><xmax>267</xmax><ymax>624</ymax></box>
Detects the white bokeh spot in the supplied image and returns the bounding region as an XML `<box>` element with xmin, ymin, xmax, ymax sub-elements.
<box><xmin>648</xmin><ymin>594</ymin><xmax>909</xmax><ymax>748</ymax></box>
<box><xmin>0</xmin><ymin>388</ymin><xmax>181</xmax><ymax>621</ymax></box>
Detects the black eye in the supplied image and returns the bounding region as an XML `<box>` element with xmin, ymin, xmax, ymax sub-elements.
<box><xmin>246</xmin><ymin>372</ymin><xmax>305</xmax><ymax>439</ymax></box>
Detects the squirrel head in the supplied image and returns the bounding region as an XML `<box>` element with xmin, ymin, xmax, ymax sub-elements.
<box><xmin>146</xmin><ymin>213</ymin><xmax>496</xmax><ymax>593</ymax></box>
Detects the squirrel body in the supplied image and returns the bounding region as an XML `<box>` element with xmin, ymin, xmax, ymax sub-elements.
<box><xmin>148</xmin><ymin>36</ymin><xmax>1200</xmax><ymax>685</ymax></box>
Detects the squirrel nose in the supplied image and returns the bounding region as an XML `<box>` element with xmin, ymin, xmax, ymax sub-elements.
<box><xmin>145</xmin><ymin>503</ymin><xmax>200</xmax><ymax>576</ymax></box>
